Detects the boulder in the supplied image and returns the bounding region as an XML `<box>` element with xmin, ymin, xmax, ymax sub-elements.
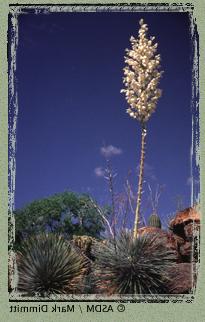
<box><xmin>179</xmin><ymin>241</ymin><xmax>192</xmax><ymax>262</ymax></box>
<box><xmin>169</xmin><ymin>207</ymin><xmax>200</xmax><ymax>240</ymax></box>
<box><xmin>138</xmin><ymin>226</ymin><xmax>184</xmax><ymax>262</ymax></box>
<box><xmin>169</xmin><ymin>206</ymin><xmax>200</xmax><ymax>263</ymax></box>
<box><xmin>72</xmin><ymin>235</ymin><xmax>96</xmax><ymax>260</ymax></box>
<box><xmin>180</xmin><ymin>239</ymin><xmax>199</xmax><ymax>263</ymax></box>
<box><xmin>166</xmin><ymin>263</ymin><xmax>196</xmax><ymax>294</ymax></box>
<box><xmin>138</xmin><ymin>226</ymin><xmax>162</xmax><ymax>236</ymax></box>
<box><xmin>184</xmin><ymin>222</ymin><xmax>200</xmax><ymax>241</ymax></box>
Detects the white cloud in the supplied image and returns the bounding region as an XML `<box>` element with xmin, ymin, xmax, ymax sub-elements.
<box><xmin>94</xmin><ymin>167</ymin><xmax>105</xmax><ymax>177</ymax></box>
<box><xmin>100</xmin><ymin>145</ymin><xmax>123</xmax><ymax>158</ymax></box>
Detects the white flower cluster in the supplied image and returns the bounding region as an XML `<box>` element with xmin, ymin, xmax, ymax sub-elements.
<box><xmin>121</xmin><ymin>19</ymin><xmax>163</xmax><ymax>123</ymax></box>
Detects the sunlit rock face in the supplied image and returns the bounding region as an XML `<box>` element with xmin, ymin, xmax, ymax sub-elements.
<box><xmin>166</xmin><ymin>262</ymin><xmax>196</xmax><ymax>294</ymax></box>
<box><xmin>169</xmin><ymin>206</ymin><xmax>200</xmax><ymax>235</ymax></box>
<box><xmin>169</xmin><ymin>206</ymin><xmax>200</xmax><ymax>263</ymax></box>
<box><xmin>138</xmin><ymin>226</ymin><xmax>183</xmax><ymax>263</ymax></box>
<box><xmin>138</xmin><ymin>206</ymin><xmax>200</xmax><ymax>293</ymax></box>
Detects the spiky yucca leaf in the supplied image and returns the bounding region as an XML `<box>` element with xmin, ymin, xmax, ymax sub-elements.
<box><xmin>17</xmin><ymin>234</ymin><xmax>88</xmax><ymax>296</ymax></box>
<box><xmin>93</xmin><ymin>231</ymin><xmax>177</xmax><ymax>294</ymax></box>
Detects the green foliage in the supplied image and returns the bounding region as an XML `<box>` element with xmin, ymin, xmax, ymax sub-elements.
<box><xmin>92</xmin><ymin>231</ymin><xmax>177</xmax><ymax>294</ymax></box>
<box><xmin>14</xmin><ymin>192</ymin><xmax>107</xmax><ymax>248</ymax></box>
<box><xmin>17</xmin><ymin>234</ymin><xmax>89</xmax><ymax>296</ymax></box>
<box><xmin>148</xmin><ymin>213</ymin><xmax>162</xmax><ymax>229</ymax></box>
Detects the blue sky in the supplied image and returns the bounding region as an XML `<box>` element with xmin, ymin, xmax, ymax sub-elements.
<box><xmin>12</xmin><ymin>11</ymin><xmax>194</xmax><ymax>226</ymax></box>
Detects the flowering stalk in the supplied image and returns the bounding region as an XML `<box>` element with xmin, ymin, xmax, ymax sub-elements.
<box><xmin>133</xmin><ymin>124</ymin><xmax>147</xmax><ymax>238</ymax></box>
<box><xmin>121</xmin><ymin>19</ymin><xmax>163</xmax><ymax>238</ymax></box>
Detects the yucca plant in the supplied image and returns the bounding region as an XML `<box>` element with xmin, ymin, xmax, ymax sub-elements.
<box><xmin>92</xmin><ymin>231</ymin><xmax>177</xmax><ymax>294</ymax></box>
<box><xmin>17</xmin><ymin>234</ymin><xmax>89</xmax><ymax>296</ymax></box>
<box><xmin>121</xmin><ymin>19</ymin><xmax>163</xmax><ymax>238</ymax></box>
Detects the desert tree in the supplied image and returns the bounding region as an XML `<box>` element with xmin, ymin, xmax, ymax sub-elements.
<box><xmin>121</xmin><ymin>19</ymin><xmax>163</xmax><ymax>238</ymax></box>
<box><xmin>14</xmin><ymin>192</ymin><xmax>106</xmax><ymax>249</ymax></box>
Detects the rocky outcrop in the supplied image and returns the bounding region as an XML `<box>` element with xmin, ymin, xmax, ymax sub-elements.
<box><xmin>166</xmin><ymin>263</ymin><xmax>196</xmax><ymax>294</ymax></box>
<box><xmin>72</xmin><ymin>235</ymin><xmax>96</xmax><ymax>260</ymax></box>
<box><xmin>167</xmin><ymin>206</ymin><xmax>200</xmax><ymax>293</ymax></box>
<box><xmin>138</xmin><ymin>226</ymin><xmax>185</xmax><ymax>262</ymax></box>
<box><xmin>169</xmin><ymin>207</ymin><xmax>200</xmax><ymax>227</ymax></box>
<box><xmin>138</xmin><ymin>206</ymin><xmax>200</xmax><ymax>294</ymax></box>
<box><xmin>169</xmin><ymin>206</ymin><xmax>200</xmax><ymax>262</ymax></box>
<box><xmin>169</xmin><ymin>207</ymin><xmax>200</xmax><ymax>238</ymax></box>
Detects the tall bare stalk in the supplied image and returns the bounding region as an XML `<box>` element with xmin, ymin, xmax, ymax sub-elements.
<box><xmin>104</xmin><ymin>159</ymin><xmax>117</xmax><ymax>246</ymax></box>
<box><xmin>133</xmin><ymin>124</ymin><xmax>147</xmax><ymax>238</ymax></box>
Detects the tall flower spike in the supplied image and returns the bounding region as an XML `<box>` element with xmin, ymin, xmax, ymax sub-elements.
<box><xmin>121</xmin><ymin>20</ymin><xmax>163</xmax><ymax>239</ymax></box>
<box><xmin>121</xmin><ymin>19</ymin><xmax>163</xmax><ymax>124</ymax></box>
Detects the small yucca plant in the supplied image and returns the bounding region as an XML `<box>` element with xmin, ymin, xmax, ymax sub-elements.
<box><xmin>92</xmin><ymin>231</ymin><xmax>177</xmax><ymax>294</ymax></box>
<box><xmin>17</xmin><ymin>234</ymin><xmax>89</xmax><ymax>296</ymax></box>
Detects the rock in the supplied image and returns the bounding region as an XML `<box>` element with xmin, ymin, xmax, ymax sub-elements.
<box><xmin>179</xmin><ymin>241</ymin><xmax>192</xmax><ymax>262</ymax></box>
<box><xmin>170</xmin><ymin>207</ymin><xmax>200</xmax><ymax>227</ymax></box>
<box><xmin>184</xmin><ymin>222</ymin><xmax>200</xmax><ymax>241</ymax></box>
<box><xmin>180</xmin><ymin>239</ymin><xmax>199</xmax><ymax>263</ymax></box>
<box><xmin>169</xmin><ymin>207</ymin><xmax>200</xmax><ymax>240</ymax></box>
<box><xmin>166</xmin><ymin>263</ymin><xmax>196</xmax><ymax>294</ymax></box>
<box><xmin>72</xmin><ymin>235</ymin><xmax>96</xmax><ymax>260</ymax></box>
<box><xmin>168</xmin><ymin>207</ymin><xmax>200</xmax><ymax>263</ymax></box>
<box><xmin>138</xmin><ymin>226</ymin><xmax>184</xmax><ymax>262</ymax></box>
<box><xmin>138</xmin><ymin>226</ymin><xmax>162</xmax><ymax>236</ymax></box>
